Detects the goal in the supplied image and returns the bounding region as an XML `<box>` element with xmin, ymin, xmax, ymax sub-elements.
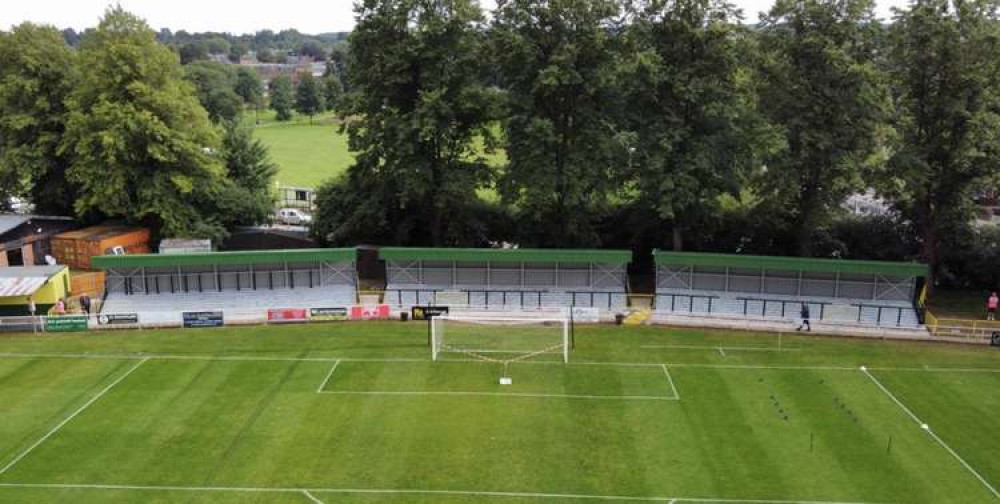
<box><xmin>430</xmin><ymin>315</ymin><xmax>570</xmax><ymax>364</ymax></box>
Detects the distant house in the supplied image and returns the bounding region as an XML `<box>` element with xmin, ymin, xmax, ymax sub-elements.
<box><xmin>0</xmin><ymin>215</ymin><xmax>77</xmax><ymax>267</ymax></box>
<box><xmin>239</xmin><ymin>53</ymin><xmax>322</xmax><ymax>87</ymax></box>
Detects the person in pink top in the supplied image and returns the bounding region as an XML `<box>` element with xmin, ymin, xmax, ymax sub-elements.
<box><xmin>987</xmin><ymin>292</ymin><xmax>999</xmax><ymax>321</ymax></box>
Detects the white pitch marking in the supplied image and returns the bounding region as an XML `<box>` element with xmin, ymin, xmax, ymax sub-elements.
<box><xmin>0</xmin><ymin>482</ymin><xmax>886</xmax><ymax>503</ymax></box>
<box><xmin>316</xmin><ymin>360</ymin><xmax>341</xmax><ymax>393</ymax></box>
<box><xmin>319</xmin><ymin>390</ymin><xmax>677</xmax><ymax>401</ymax></box>
<box><xmin>861</xmin><ymin>367</ymin><xmax>1000</xmax><ymax>500</ymax></box>
<box><xmin>641</xmin><ymin>344</ymin><xmax>801</xmax><ymax>353</ymax></box>
<box><xmin>0</xmin><ymin>358</ymin><xmax>149</xmax><ymax>476</ymax></box>
<box><xmin>661</xmin><ymin>364</ymin><xmax>680</xmax><ymax>400</ymax></box>
<box><xmin>0</xmin><ymin>351</ymin><xmax>997</xmax><ymax>374</ymax></box>
<box><xmin>302</xmin><ymin>489</ymin><xmax>325</xmax><ymax>504</ymax></box>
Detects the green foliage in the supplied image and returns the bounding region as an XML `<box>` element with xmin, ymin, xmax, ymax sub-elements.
<box><xmin>322</xmin><ymin>74</ymin><xmax>343</xmax><ymax>110</ymax></box>
<box><xmin>204</xmin><ymin>36</ymin><xmax>230</xmax><ymax>55</ymax></box>
<box><xmin>234</xmin><ymin>67</ymin><xmax>263</xmax><ymax>106</ymax></box>
<box><xmin>491</xmin><ymin>0</ymin><xmax>621</xmax><ymax>246</ymax></box>
<box><xmin>62</xmin><ymin>7</ymin><xmax>229</xmax><ymax>240</ymax></box>
<box><xmin>178</xmin><ymin>41</ymin><xmax>209</xmax><ymax>64</ymax></box>
<box><xmin>882</xmin><ymin>0</ymin><xmax>1000</xmax><ymax>285</ymax></box>
<box><xmin>757</xmin><ymin>0</ymin><xmax>891</xmax><ymax>255</ymax></box>
<box><xmin>298</xmin><ymin>40</ymin><xmax>327</xmax><ymax>60</ymax></box>
<box><xmin>228</xmin><ymin>41</ymin><xmax>248</xmax><ymax>63</ymax></box>
<box><xmin>268</xmin><ymin>75</ymin><xmax>294</xmax><ymax>121</ymax></box>
<box><xmin>617</xmin><ymin>0</ymin><xmax>782</xmax><ymax>251</ymax></box>
<box><xmin>0</xmin><ymin>22</ymin><xmax>79</xmax><ymax>215</ymax></box>
<box><xmin>294</xmin><ymin>72</ymin><xmax>324</xmax><ymax>121</ymax></box>
<box><xmin>327</xmin><ymin>0</ymin><xmax>499</xmax><ymax>245</ymax></box>
<box><xmin>216</xmin><ymin>123</ymin><xmax>278</xmax><ymax>227</ymax></box>
<box><xmin>256</xmin><ymin>47</ymin><xmax>278</xmax><ymax>63</ymax></box>
<box><xmin>184</xmin><ymin>61</ymin><xmax>242</xmax><ymax>123</ymax></box>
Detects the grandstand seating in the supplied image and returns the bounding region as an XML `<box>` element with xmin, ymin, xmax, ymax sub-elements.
<box><xmin>101</xmin><ymin>285</ymin><xmax>356</xmax><ymax>314</ymax></box>
<box><xmin>380</xmin><ymin>248</ymin><xmax>631</xmax><ymax>311</ymax></box>
<box><xmin>653</xmin><ymin>251</ymin><xmax>928</xmax><ymax>329</ymax></box>
<box><xmin>383</xmin><ymin>284</ymin><xmax>628</xmax><ymax>310</ymax></box>
<box><xmin>93</xmin><ymin>249</ymin><xmax>358</xmax><ymax>324</ymax></box>
<box><xmin>654</xmin><ymin>289</ymin><xmax>921</xmax><ymax>328</ymax></box>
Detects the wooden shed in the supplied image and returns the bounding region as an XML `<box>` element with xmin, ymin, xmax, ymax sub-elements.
<box><xmin>51</xmin><ymin>224</ymin><xmax>150</xmax><ymax>270</ymax></box>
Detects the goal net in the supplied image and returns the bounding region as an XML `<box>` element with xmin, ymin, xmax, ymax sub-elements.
<box><xmin>431</xmin><ymin>315</ymin><xmax>570</xmax><ymax>364</ymax></box>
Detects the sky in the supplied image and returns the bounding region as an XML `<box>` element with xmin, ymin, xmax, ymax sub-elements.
<box><xmin>2</xmin><ymin>0</ymin><xmax>909</xmax><ymax>35</ymax></box>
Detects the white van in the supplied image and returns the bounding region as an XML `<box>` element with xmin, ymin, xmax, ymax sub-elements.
<box><xmin>276</xmin><ymin>208</ymin><xmax>313</xmax><ymax>226</ymax></box>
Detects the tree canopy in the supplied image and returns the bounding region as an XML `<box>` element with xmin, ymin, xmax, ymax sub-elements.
<box><xmin>0</xmin><ymin>22</ymin><xmax>79</xmax><ymax>214</ymax></box>
<box><xmin>62</xmin><ymin>7</ymin><xmax>231</xmax><ymax>239</ymax></box>
<box><xmin>323</xmin><ymin>0</ymin><xmax>499</xmax><ymax>245</ymax></box>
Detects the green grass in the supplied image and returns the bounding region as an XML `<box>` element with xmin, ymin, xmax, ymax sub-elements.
<box><xmin>251</xmin><ymin>111</ymin><xmax>353</xmax><ymax>188</ymax></box>
<box><xmin>0</xmin><ymin>323</ymin><xmax>998</xmax><ymax>503</ymax></box>
<box><xmin>248</xmin><ymin>110</ymin><xmax>507</xmax><ymax>189</ymax></box>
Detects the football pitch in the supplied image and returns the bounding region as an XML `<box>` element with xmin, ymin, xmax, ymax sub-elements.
<box><xmin>0</xmin><ymin>323</ymin><xmax>998</xmax><ymax>503</ymax></box>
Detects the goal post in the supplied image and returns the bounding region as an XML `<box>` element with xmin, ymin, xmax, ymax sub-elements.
<box><xmin>430</xmin><ymin>314</ymin><xmax>570</xmax><ymax>364</ymax></box>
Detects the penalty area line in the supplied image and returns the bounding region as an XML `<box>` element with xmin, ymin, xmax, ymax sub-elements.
<box><xmin>302</xmin><ymin>489</ymin><xmax>325</xmax><ymax>504</ymax></box>
<box><xmin>0</xmin><ymin>351</ymin><xmax>996</xmax><ymax>374</ymax></box>
<box><xmin>0</xmin><ymin>358</ymin><xmax>149</xmax><ymax>476</ymax></box>
<box><xmin>640</xmin><ymin>344</ymin><xmax>801</xmax><ymax>353</ymax></box>
<box><xmin>861</xmin><ymin>366</ymin><xmax>1000</xmax><ymax>500</ymax></box>
<box><xmin>316</xmin><ymin>360</ymin><xmax>341</xmax><ymax>393</ymax></box>
<box><xmin>0</xmin><ymin>482</ymin><xmax>886</xmax><ymax>503</ymax></box>
<box><xmin>661</xmin><ymin>364</ymin><xmax>681</xmax><ymax>400</ymax></box>
<box><xmin>318</xmin><ymin>390</ymin><xmax>677</xmax><ymax>401</ymax></box>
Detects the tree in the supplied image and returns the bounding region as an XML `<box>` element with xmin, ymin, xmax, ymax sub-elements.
<box><xmin>618</xmin><ymin>0</ymin><xmax>781</xmax><ymax>251</ymax></box>
<box><xmin>322</xmin><ymin>74</ymin><xmax>343</xmax><ymax>111</ymax></box>
<box><xmin>215</xmin><ymin>123</ymin><xmax>278</xmax><ymax>227</ymax></box>
<box><xmin>326</xmin><ymin>0</ymin><xmax>498</xmax><ymax>245</ymax></box>
<box><xmin>205</xmin><ymin>36</ymin><xmax>230</xmax><ymax>55</ymax></box>
<box><xmin>184</xmin><ymin>61</ymin><xmax>242</xmax><ymax>123</ymax></box>
<box><xmin>881</xmin><ymin>0</ymin><xmax>1000</xmax><ymax>288</ymax></box>
<box><xmin>256</xmin><ymin>47</ymin><xmax>277</xmax><ymax>62</ymax></box>
<box><xmin>235</xmin><ymin>67</ymin><xmax>264</xmax><ymax>121</ymax></box>
<box><xmin>228</xmin><ymin>42</ymin><xmax>248</xmax><ymax>63</ymax></box>
<box><xmin>0</xmin><ymin>23</ymin><xmax>80</xmax><ymax>215</ymax></box>
<box><xmin>268</xmin><ymin>75</ymin><xmax>294</xmax><ymax>121</ymax></box>
<box><xmin>298</xmin><ymin>40</ymin><xmax>327</xmax><ymax>60</ymax></box>
<box><xmin>63</xmin><ymin>7</ymin><xmax>229</xmax><ymax>240</ymax></box>
<box><xmin>757</xmin><ymin>0</ymin><xmax>890</xmax><ymax>256</ymax></box>
<box><xmin>491</xmin><ymin>0</ymin><xmax>622</xmax><ymax>246</ymax></box>
<box><xmin>294</xmin><ymin>72</ymin><xmax>324</xmax><ymax>122</ymax></box>
<box><xmin>178</xmin><ymin>41</ymin><xmax>209</xmax><ymax>64</ymax></box>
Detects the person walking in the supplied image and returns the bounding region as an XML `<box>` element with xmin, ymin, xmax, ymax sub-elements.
<box><xmin>987</xmin><ymin>292</ymin><xmax>998</xmax><ymax>321</ymax></box>
<box><xmin>796</xmin><ymin>303</ymin><xmax>811</xmax><ymax>332</ymax></box>
<box><xmin>80</xmin><ymin>294</ymin><xmax>92</xmax><ymax>315</ymax></box>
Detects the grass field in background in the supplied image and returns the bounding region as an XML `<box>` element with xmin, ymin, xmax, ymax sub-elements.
<box><xmin>0</xmin><ymin>323</ymin><xmax>998</xmax><ymax>503</ymax></box>
<box><xmin>247</xmin><ymin>110</ymin><xmax>506</xmax><ymax>189</ymax></box>
<box><xmin>249</xmin><ymin>110</ymin><xmax>353</xmax><ymax>188</ymax></box>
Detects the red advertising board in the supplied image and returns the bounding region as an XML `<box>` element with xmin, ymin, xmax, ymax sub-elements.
<box><xmin>350</xmin><ymin>304</ymin><xmax>391</xmax><ymax>320</ymax></box>
<box><xmin>267</xmin><ymin>308</ymin><xmax>308</xmax><ymax>323</ymax></box>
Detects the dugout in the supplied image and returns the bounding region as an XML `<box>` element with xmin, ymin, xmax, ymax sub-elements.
<box><xmin>94</xmin><ymin>248</ymin><xmax>357</xmax><ymax>295</ymax></box>
<box><xmin>381</xmin><ymin>247</ymin><xmax>631</xmax><ymax>309</ymax></box>
<box><xmin>0</xmin><ymin>265</ymin><xmax>71</xmax><ymax>316</ymax></box>
<box><xmin>654</xmin><ymin>251</ymin><xmax>928</xmax><ymax>326</ymax></box>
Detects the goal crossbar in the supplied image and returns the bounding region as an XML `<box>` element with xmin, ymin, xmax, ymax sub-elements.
<box><xmin>431</xmin><ymin>315</ymin><xmax>570</xmax><ymax>364</ymax></box>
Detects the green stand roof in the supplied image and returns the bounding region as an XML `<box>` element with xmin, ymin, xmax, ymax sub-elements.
<box><xmin>379</xmin><ymin>247</ymin><xmax>632</xmax><ymax>265</ymax></box>
<box><xmin>91</xmin><ymin>248</ymin><xmax>356</xmax><ymax>269</ymax></box>
<box><xmin>653</xmin><ymin>250</ymin><xmax>927</xmax><ymax>277</ymax></box>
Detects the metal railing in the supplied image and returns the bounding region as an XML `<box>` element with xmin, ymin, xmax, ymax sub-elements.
<box><xmin>654</xmin><ymin>293</ymin><xmax>719</xmax><ymax>313</ymax></box>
